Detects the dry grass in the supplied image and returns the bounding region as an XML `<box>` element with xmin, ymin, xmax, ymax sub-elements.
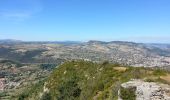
<box><xmin>160</xmin><ymin>74</ymin><xmax>170</xmax><ymax>83</ymax></box>
<box><xmin>147</xmin><ymin>70</ymin><xmax>153</xmax><ymax>74</ymax></box>
<box><xmin>113</xmin><ymin>67</ymin><xmax>127</xmax><ymax>72</ymax></box>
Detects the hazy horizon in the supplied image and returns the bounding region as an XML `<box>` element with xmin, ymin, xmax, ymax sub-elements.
<box><xmin>1</xmin><ymin>38</ymin><xmax>170</xmax><ymax>44</ymax></box>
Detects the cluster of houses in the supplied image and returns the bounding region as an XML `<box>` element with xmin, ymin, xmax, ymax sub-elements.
<box><xmin>0</xmin><ymin>76</ymin><xmax>5</xmax><ymax>91</ymax></box>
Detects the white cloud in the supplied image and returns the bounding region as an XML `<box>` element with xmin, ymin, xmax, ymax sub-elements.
<box><xmin>0</xmin><ymin>12</ymin><xmax>31</xmax><ymax>20</ymax></box>
<box><xmin>0</xmin><ymin>0</ymin><xmax>43</xmax><ymax>21</ymax></box>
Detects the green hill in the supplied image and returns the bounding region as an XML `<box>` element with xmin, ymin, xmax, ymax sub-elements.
<box><xmin>17</xmin><ymin>60</ymin><xmax>169</xmax><ymax>100</ymax></box>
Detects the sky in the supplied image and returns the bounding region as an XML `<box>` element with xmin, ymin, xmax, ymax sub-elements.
<box><xmin>0</xmin><ymin>0</ymin><xmax>170</xmax><ymax>43</ymax></box>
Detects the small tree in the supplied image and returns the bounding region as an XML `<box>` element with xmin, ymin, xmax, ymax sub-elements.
<box><xmin>120</xmin><ymin>86</ymin><xmax>136</xmax><ymax>100</ymax></box>
<box><xmin>57</xmin><ymin>75</ymin><xmax>81</xmax><ymax>100</ymax></box>
<box><xmin>40</xmin><ymin>92</ymin><xmax>52</xmax><ymax>100</ymax></box>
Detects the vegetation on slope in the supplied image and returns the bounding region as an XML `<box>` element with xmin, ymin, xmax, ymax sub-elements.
<box><xmin>18</xmin><ymin>60</ymin><xmax>170</xmax><ymax>100</ymax></box>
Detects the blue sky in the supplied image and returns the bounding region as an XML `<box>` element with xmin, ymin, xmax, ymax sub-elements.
<box><xmin>0</xmin><ymin>0</ymin><xmax>170</xmax><ymax>43</ymax></box>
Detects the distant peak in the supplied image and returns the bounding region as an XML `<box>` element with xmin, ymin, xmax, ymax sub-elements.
<box><xmin>87</xmin><ymin>40</ymin><xmax>137</xmax><ymax>45</ymax></box>
<box><xmin>87</xmin><ymin>40</ymin><xmax>106</xmax><ymax>44</ymax></box>
<box><xmin>0</xmin><ymin>39</ymin><xmax>22</xmax><ymax>42</ymax></box>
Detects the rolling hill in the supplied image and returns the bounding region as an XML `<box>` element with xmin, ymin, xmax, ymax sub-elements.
<box><xmin>0</xmin><ymin>40</ymin><xmax>170</xmax><ymax>67</ymax></box>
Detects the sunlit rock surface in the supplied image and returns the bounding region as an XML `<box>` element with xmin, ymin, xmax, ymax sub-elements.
<box><xmin>119</xmin><ymin>79</ymin><xmax>170</xmax><ymax>100</ymax></box>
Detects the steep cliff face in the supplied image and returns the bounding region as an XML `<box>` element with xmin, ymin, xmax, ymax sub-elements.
<box><xmin>119</xmin><ymin>79</ymin><xmax>170</xmax><ymax>100</ymax></box>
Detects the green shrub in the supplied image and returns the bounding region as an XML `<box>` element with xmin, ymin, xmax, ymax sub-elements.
<box><xmin>40</xmin><ymin>92</ymin><xmax>52</xmax><ymax>100</ymax></box>
<box><xmin>0</xmin><ymin>92</ymin><xmax>7</xmax><ymax>97</ymax></box>
<box><xmin>120</xmin><ymin>86</ymin><xmax>136</xmax><ymax>100</ymax></box>
<box><xmin>18</xmin><ymin>93</ymin><xmax>29</xmax><ymax>100</ymax></box>
<box><xmin>57</xmin><ymin>75</ymin><xmax>81</xmax><ymax>100</ymax></box>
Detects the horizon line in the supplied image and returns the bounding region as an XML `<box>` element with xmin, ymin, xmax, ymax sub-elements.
<box><xmin>0</xmin><ymin>39</ymin><xmax>170</xmax><ymax>44</ymax></box>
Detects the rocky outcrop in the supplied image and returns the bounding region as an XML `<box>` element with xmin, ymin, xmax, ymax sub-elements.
<box><xmin>119</xmin><ymin>79</ymin><xmax>170</xmax><ymax>100</ymax></box>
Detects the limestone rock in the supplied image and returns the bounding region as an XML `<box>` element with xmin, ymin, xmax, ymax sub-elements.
<box><xmin>119</xmin><ymin>79</ymin><xmax>170</xmax><ymax>100</ymax></box>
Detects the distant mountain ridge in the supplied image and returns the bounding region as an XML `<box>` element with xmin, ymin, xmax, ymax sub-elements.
<box><xmin>1</xmin><ymin>39</ymin><xmax>170</xmax><ymax>45</ymax></box>
<box><xmin>0</xmin><ymin>39</ymin><xmax>22</xmax><ymax>44</ymax></box>
<box><xmin>0</xmin><ymin>39</ymin><xmax>170</xmax><ymax>67</ymax></box>
<box><xmin>0</xmin><ymin>39</ymin><xmax>82</xmax><ymax>45</ymax></box>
